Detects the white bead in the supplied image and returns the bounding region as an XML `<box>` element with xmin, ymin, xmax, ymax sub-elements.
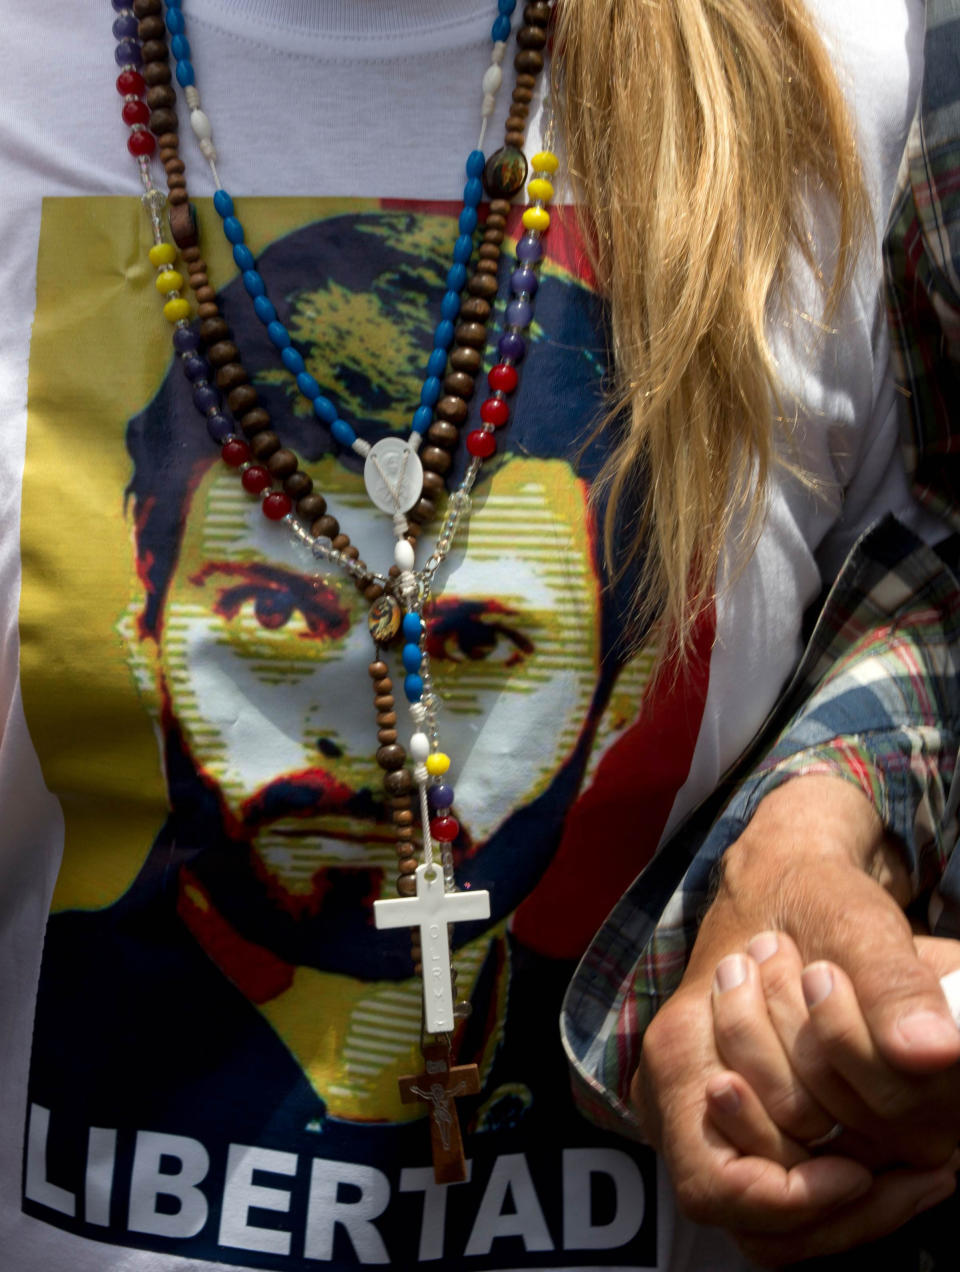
<box><xmin>190</xmin><ymin>109</ymin><xmax>213</xmax><ymax>141</ymax></box>
<box><xmin>185</xmin><ymin>85</ymin><xmax>201</xmax><ymax>110</ymax></box>
<box><xmin>492</xmin><ymin>41</ymin><xmax>507</xmax><ymax>64</ymax></box>
<box><xmin>410</xmin><ymin>732</ymin><xmax>430</xmax><ymax>762</ymax></box>
<box><xmin>481</xmin><ymin>93</ymin><xmax>496</xmax><ymax>118</ymax></box>
<box><xmin>199</xmin><ymin>139</ymin><xmax>218</xmax><ymax>161</ymax></box>
<box><xmin>394</xmin><ymin>540</ymin><xmax>415</xmax><ymax>571</ymax></box>
<box><xmin>482</xmin><ymin>65</ymin><xmax>503</xmax><ymax>95</ymax></box>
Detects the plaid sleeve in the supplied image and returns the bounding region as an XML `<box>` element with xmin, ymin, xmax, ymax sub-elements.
<box><xmin>884</xmin><ymin>0</ymin><xmax>960</xmax><ymax>526</ymax></box>
<box><xmin>562</xmin><ymin>518</ymin><xmax>960</xmax><ymax>1133</ymax></box>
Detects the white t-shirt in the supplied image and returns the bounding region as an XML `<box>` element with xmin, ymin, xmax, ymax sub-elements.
<box><xmin>0</xmin><ymin>2</ymin><xmax>937</xmax><ymax>1270</ymax></box>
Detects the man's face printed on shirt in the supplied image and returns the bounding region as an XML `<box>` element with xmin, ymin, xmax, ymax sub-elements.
<box><xmin>156</xmin><ymin>452</ymin><xmax>600</xmax><ymax>933</ymax></box>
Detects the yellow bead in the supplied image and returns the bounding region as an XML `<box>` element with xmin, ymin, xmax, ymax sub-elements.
<box><xmin>163</xmin><ymin>297</ymin><xmax>192</xmax><ymax>324</ymax></box>
<box><xmin>148</xmin><ymin>243</ymin><xmax>177</xmax><ymax>268</ymax></box>
<box><xmin>155</xmin><ymin>269</ymin><xmax>184</xmax><ymax>295</ymax></box>
<box><xmin>531</xmin><ymin>150</ymin><xmax>559</xmax><ymax>174</ymax></box>
<box><xmin>426</xmin><ymin>752</ymin><xmax>450</xmax><ymax>777</ymax></box>
<box><xmin>521</xmin><ymin>206</ymin><xmax>550</xmax><ymax>233</ymax></box>
<box><xmin>527</xmin><ymin>177</ymin><xmax>554</xmax><ymax>203</ymax></box>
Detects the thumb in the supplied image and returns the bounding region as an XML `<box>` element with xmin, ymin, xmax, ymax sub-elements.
<box><xmin>811</xmin><ymin>869</ymin><xmax>960</xmax><ymax>1075</ymax></box>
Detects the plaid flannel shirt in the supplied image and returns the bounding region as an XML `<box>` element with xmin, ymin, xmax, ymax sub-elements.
<box><xmin>562</xmin><ymin>0</ymin><xmax>960</xmax><ymax>1134</ymax></box>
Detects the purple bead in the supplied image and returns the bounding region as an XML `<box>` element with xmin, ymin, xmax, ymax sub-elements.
<box><xmin>516</xmin><ymin>234</ymin><xmax>543</xmax><ymax>263</ymax></box>
<box><xmin>182</xmin><ymin>355</ymin><xmax>209</xmax><ymax>382</ymax></box>
<box><xmin>173</xmin><ymin>325</ymin><xmax>200</xmax><ymax>353</ymax></box>
<box><xmin>114</xmin><ymin>38</ymin><xmax>142</xmax><ymax>67</ymax></box>
<box><xmin>498</xmin><ymin>330</ymin><xmax>527</xmax><ymax>361</ymax></box>
<box><xmin>192</xmin><ymin>384</ymin><xmax>220</xmax><ymax>414</ymax></box>
<box><xmin>111</xmin><ymin>0</ymin><xmax>132</xmax><ymax>9</ymax></box>
<box><xmin>206</xmin><ymin>412</ymin><xmax>233</xmax><ymax>443</ymax></box>
<box><xmin>506</xmin><ymin>299</ymin><xmax>533</xmax><ymax>328</ymax></box>
<box><xmin>510</xmin><ymin>267</ymin><xmax>538</xmax><ymax>296</ymax></box>
<box><xmin>112</xmin><ymin>13</ymin><xmax>138</xmax><ymax>38</ymax></box>
<box><xmin>427</xmin><ymin>783</ymin><xmax>455</xmax><ymax>810</ymax></box>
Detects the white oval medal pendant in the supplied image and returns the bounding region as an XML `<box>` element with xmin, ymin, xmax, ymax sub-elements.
<box><xmin>363</xmin><ymin>437</ymin><xmax>424</xmax><ymax>514</ymax></box>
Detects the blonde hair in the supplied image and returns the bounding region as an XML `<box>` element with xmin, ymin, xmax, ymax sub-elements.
<box><xmin>553</xmin><ymin>0</ymin><xmax>867</xmax><ymax>658</ymax></box>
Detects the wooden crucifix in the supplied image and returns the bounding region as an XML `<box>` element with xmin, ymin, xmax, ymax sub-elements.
<box><xmin>399</xmin><ymin>1042</ymin><xmax>480</xmax><ymax>1184</ymax></box>
<box><xmin>373</xmin><ymin>862</ymin><xmax>490</xmax><ymax>1033</ymax></box>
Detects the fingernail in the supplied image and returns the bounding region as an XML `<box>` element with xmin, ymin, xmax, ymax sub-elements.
<box><xmin>914</xmin><ymin>1174</ymin><xmax>956</xmax><ymax>1217</ymax></box>
<box><xmin>747</xmin><ymin>931</ymin><xmax>779</xmax><ymax>964</ymax></box>
<box><xmin>715</xmin><ymin>954</ymin><xmax>747</xmax><ymax>993</ymax></box>
<box><xmin>802</xmin><ymin>962</ymin><xmax>833</xmax><ymax>1008</ymax></box>
<box><xmin>709</xmin><ymin>1082</ymin><xmax>741</xmax><ymax>1115</ymax></box>
<box><xmin>897</xmin><ymin>1010</ymin><xmax>960</xmax><ymax>1049</ymax></box>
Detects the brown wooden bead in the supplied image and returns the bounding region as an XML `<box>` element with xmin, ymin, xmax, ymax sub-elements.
<box><xmin>476</xmin><ymin>259</ymin><xmax>499</xmax><ymax>276</ymax></box>
<box><xmin>384</xmin><ymin>769</ymin><xmax>413</xmax><ymax>797</ymax></box>
<box><xmin>159</xmin><ymin>146</ymin><xmax>179</xmax><ymax>165</ymax></box>
<box><xmin>462</xmin><ymin>287</ymin><xmax>494</xmax><ymax>311</ymax></box>
<box><xmin>482</xmin><ymin>229</ymin><xmax>505</xmax><ymax>248</ymax></box>
<box><xmin>133</xmin><ymin>0</ymin><xmax>161</xmax><ymax>14</ymax></box>
<box><xmin>195</xmin><ymin>286</ymin><xmax>216</xmax><ymax>305</ymax></box>
<box><xmin>142</xmin><ymin>62</ymin><xmax>172</xmax><ymax>85</ymax></box>
<box><xmin>506</xmin><ymin>113</ymin><xmax>529</xmax><ymax>133</ymax></box>
<box><xmin>454</xmin><ymin>321</ymin><xmax>486</xmax><ymax>348</ymax></box>
<box><xmin>397</xmin><ymin>876</ymin><xmax>417</xmax><ymax>897</ymax></box>
<box><xmin>377</xmin><ymin>709</ymin><xmax>398</xmax><ymax>727</ymax></box>
<box><xmin>149</xmin><ymin>108</ymin><xmax>178</xmax><ymax>135</ymax></box>
<box><xmin>216</xmin><ymin>363</ymin><xmax>249</xmax><ymax>393</ymax></box>
<box><xmin>297</xmin><ymin>493</ymin><xmax>327</xmax><ymax>521</ymax></box>
<box><xmin>207</xmin><ymin>340</ymin><xmax>240</xmax><ymax>367</ymax></box>
<box><xmin>450</xmin><ymin>346</ymin><xmax>482</xmax><ymax>373</ymax></box>
<box><xmin>239</xmin><ymin>408</ymin><xmax>271</xmax><ymax>437</ymax></box>
<box><xmin>284</xmin><ymin>471</ymin><xmax>312</xmax><ymax>499</ymax></box>
<box><xmin>167</xmin><ymin>172</ymin><xmax>187</xmax><ymax>190</ymax></box>
<box><xmin>478</xmin><ymin>243</ymin><xmax>501</xmax><ymax>262</ymax></box>
<box><xmin>420</xmin><ymin>446</ymin><xmax>453</xmax><ymax>475</ymax></box>
<box><xmin>515</xmin><ymin>71</ymin><xmax>538</xmax><ymax>88</ymax></box>
<box><xmin>364</xmin><ymin>583</ymin><xmax>385</xmax><ymax>602</ymax></box>
<box><xmin>368</xmin><ymin>660</ymin><xmax>389</xmax><ymax>679</ymax></box>
<box><xmin>512</xmin><ymin>85</ymin><xmax>534</xmax><ymax>104</ymax></box>
<box><xmin>397</xmin><ymin>856</ymin><xmax>418</xmax><ymax>875</ymax></box>
<box><xmin>137</xmin><ymin>14</ymin><xmax>165</xmax><ymax>37</ymax></box>
<box><xmin>517</xmin><ymin>23</ymin><xmax>547</xmax><ymax>48</ymax></box>
<box><xmin>443</xmin><ymin>369</ymin><xmax>475</xmax><ymax>398</ymax></box>
<box><xmin>140</xmin><ymin>39</ymin><xmax>168</xmax><ymax>62</ymax></box>
<box><xmin>485</xmin><ymin>215</ymin><xmax>507</xmax><ymax>233</ymax></box>
<box><xmin>147</xmin><ymin>86</ymin><xmax>176</xmax><ymax>109</ymax></box>
<box><xmin>180</xmin><ymin>246</ymin><xmax>202</xmax><ymax>265</ymax></box>
<box><xmin>524</xmin><ymin>0</ymin><xmax>551</xmax><ymax>22</ymax></box>
<box><xmin>200</xmin><ymin>317</ymin><xmax>230</xmax><ymax>344</ymax></box>
<box><xmin>505</xmin><ymin>131</ymin><xmax>526</xmax><ymax>149</ymax></box>
<box><xmin>227</xmin><ymin>384</ymin><xmax>259</xmax><ymax>415</ymax></box>
<box><xmin>342</xmin><ymin>544</ymin><xmax>360</xmax><ymax>561</ymax></box>
<box><xmin>157</xmin><ymin>131</ymin><xmax>179</xmax><ymax>150</ymax></box>
<box><xmin>489</xmin><ymin>199</ymin><xmax>512</xmax><ymax>217</ymax></box>
<box><xmin>376</xmin><ymin>745</ymin><xmax>406</xmax><ymax>771</ymax></box>
<box><xmin>421</xmin><ymin>469</ymin><xmax>445</xmax><ymax>498</ymax></box>
<box><xmin>393</xmin><ymin>809</ymin><xmax>415</xmax><ymax>826</ymax></box>
<box><xmin>331</xmin><ymin>533</ymin><xmax>350</xmax><ymax>551</ymax></box>
<box><xmin>169</xmin><ymin>201</ymin><xmax>198</xmax><ymax>249</ymax></box>
<box><xmin>250</xmin><ymin>432</ymin><xmax>281</xmax><ymax>460</ymax></box>
<box><xmin>373</xmin><ymin>677</ymin><xmax>393</xmax><ymax>695</ymax></box>
<box><xmin>267</xmin><ymin>448</ymin><xmax>298</xmax><ymax>479</ymax></box>
<box><xmin>428</xmin><ymin>420</ymin><xmax>459</xmax><ymax>447</ymax></box>
<box><xmin>436</xmin><ymin>393</ymin><xmax>470</xmax><ymax>422</ymax></box>
<box><xmin>378</xmin><ymin>728</ymin><xmax>398</xmax><ymax>745</ymax></box>
<box><xmin>311</xmin><ymin>514</ymin><xmax>339</xmax><ymax>539</ymax></box>
<box><xmin>387</xmin><ymin>793</ymin><xmax>413</xmax><ymax>811</ymax></box>
<box><xmin>515</xmin><ymin>48</ymin><xmax>544</xmax><ymax>73</ymax></box>
<box><xmin>374</xmin><ymin>694</ymin><xmax>396</xmax><ymax>712</ymax></box>
<box><xmin>169</xmin><ymin>189</ymin><xmax>190</xmax><ymax>208</ymax></box>
<box><xmin>408</xmin><ymin>497</ymin><xmax>436</xmax><ymax>524</ymax></box>
<box><xmin>196</xmin><ymin>302</ymin><xmax>218</xmax><ymax>318</ymax></box>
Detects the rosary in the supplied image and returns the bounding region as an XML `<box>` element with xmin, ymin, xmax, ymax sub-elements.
<box><xmin>110</xmin><ymin>0</ymin><xmax>556</xmax><ymax>1183</ymax></box>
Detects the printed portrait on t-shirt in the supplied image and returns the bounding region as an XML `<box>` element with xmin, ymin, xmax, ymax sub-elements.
<box><xmin>17</xmin><ymin>198</ymin><xmax>713</xmax><ymax>1269</ymax></box>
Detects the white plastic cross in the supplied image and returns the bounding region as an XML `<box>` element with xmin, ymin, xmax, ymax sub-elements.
<box><xmin>374</xmin><ymin>863</ymin><xmax>490</xmax><ymax>1033</ymax></box>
